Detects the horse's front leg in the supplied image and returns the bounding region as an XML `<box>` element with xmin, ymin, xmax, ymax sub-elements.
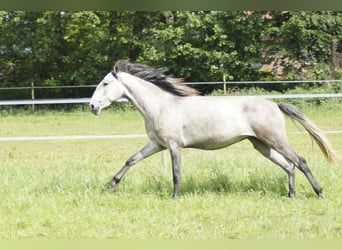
<box><xmin>168</xmin><ymin>141</ymin><xmax>182</xmax><ymax>198</ymax></box>
<box><xmin>109</xmin><ymin>140</ymin><xmax>164</xmax><ymax>192</ymax></box>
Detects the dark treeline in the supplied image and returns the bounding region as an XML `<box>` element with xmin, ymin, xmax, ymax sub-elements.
<box><xmin>1</xmin><ymin>11</ymin><xmax>342</xmax><ymax>98</ymax></box>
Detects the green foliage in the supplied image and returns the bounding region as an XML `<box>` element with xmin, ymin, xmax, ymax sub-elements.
<box><xmin>266</xmin><ymin>11</ymin><xmax>342</xmax><ymax>80</ymax></box>
<box><xmin>1</xmin><ymin>11</ymin><xmax>341</xmax><ymax>99</ymax></box>
<box><xmin>137</xmin><ymin>11</ymin><xmax>265</xmax><ymax>82</ymax></box>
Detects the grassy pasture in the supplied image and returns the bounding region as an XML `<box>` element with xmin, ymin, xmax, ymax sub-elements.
<box><xmin>0</xmin><ymin>103</ymin><xmax>341</xmax><ymax>239</ymax></box>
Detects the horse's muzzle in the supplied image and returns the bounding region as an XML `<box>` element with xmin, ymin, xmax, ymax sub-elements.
<box><xmin>89</xmin><ymin>103</ymin><xmax>100</xmax><ymax>115</ymax></box>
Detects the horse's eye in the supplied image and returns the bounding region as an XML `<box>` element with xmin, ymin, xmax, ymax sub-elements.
<box><xmin>103</xmin><ymin>82</ymin><xmax>109</xmax><ymax>86</ymax></box>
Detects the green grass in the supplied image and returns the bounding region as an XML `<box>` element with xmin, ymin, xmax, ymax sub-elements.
<box><xmin>0</xmin><ymin>103</ymin><xmax>341</xmax><ymax>239</ymax></box>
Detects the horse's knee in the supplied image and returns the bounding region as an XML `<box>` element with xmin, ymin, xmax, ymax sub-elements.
<box><xmin>125</xmin><ymin>153</ymin><xmax>142</xmax><ymax>166</ymax></box>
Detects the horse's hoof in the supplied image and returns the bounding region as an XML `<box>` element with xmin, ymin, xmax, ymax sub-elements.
<box><xmin>108</xmin><ymin>181</ymin><xmax>117</xmax><ymax>193</ymax></box>
<box><xmin>318</xmin><ymin>191</ymin><xmax>324</xmax><ymax>199</ymax></box>
<box><xmin>288</xmin><ymin>192</ymin><xmax>296</xmax><ymax>198</ymax></box>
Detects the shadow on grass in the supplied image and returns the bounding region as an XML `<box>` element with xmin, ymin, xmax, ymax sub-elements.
<box><xmin>136</xmin><ymin>172</ymin><xmax>290</xmax><ymax>198</ymax></box>
<box><xmin>97</xmin><ymin>167</ymin><xmax>319</xmax><ymax>199</ymax></box>
<box><xmin>29</xmin><ymin>169</ymin><xmax>293</xmax><ymax>198</ymax></box>
<box><xmin>183</xmin><ymin>173</ymin><xmax>289</xmax><ymax>197</ymax></box>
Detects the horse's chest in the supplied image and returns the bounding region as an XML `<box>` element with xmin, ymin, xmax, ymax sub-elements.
<box><xmin>144</xmin><ymin>119</ymin><xmax>169</xmax><ymax>146</ymax></box>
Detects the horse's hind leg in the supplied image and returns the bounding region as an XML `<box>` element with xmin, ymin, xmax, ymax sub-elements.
<box><xmin>248</xmin><ymin>138</ymin><xmax>296</xmax><ymax>197</ymax></box>
<box><xmin>295</xmin><ymin>154</ymin><xmax>323</xmax><ymax>198</ymax></box>
<box><xmin>249</xmin><ymin>137</ymin><xmax>323</xmax><ymax>198</ymax></box>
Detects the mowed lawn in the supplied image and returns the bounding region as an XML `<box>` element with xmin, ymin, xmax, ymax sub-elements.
<box><xmin>0</xmin><ymin>103</ymin><xmax>341</xmax><ymax>239</ymax></box>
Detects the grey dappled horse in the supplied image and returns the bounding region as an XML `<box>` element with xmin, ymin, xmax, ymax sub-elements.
<box><xmin>89</xmin><ymin>60</ymin><xmax>336</xmax><ymax>198</ymax></box>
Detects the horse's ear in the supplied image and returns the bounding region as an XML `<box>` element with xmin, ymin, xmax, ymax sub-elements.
<box><xmin>113</xmin><ymin>62</ymin><xmax>119</xmax><ymax>73</ymax></box>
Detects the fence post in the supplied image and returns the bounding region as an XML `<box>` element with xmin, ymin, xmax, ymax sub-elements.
<box><xmin>223</xmin><ymin>74</ymin><xmax>227</xmax><ymax>94</ymax></box>
<box><xmin>31</xmin><ymin>81</ymin><xmax>35</xmax><ymax>111</ymax></box>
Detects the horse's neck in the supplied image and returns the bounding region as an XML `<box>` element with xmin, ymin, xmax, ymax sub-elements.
<box><xmin>119</xmin><ymin>72</ymin><xmax>172</xmax><ymax>119</ymax></box>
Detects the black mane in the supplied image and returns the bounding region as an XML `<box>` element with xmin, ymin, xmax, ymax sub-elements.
<box><xmin>113</xmin><ymin>60</ymin><xmax>199</xmax><ymax>97</ymax></box>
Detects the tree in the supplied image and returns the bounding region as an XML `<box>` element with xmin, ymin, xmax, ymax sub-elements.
<box><xmin>137</xmin><ymin>11</ymin><xmax>266</xmax><ymax>84</ymax></box>
<box><xmin>266</xmin><ymin>11</ymin><xmax>342</xmax><ymax>79</ymax></box>
<box><xmin>1</xmin><ymin>11</ymin><xmax>341</xmax><ymax>100</ymax></box>
<box><xmin>61</xmin><ymin>11</ymin><xmax>109</xmax><ymax>86</ymax></box>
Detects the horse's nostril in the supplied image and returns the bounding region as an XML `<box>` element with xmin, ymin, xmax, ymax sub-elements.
<box><xmin>90</xmin><ymin>104</ymin><xmax>94</xmax><ymax>110</ymax></box>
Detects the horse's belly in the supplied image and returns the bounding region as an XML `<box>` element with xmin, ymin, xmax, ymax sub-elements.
<box><xmin>185</xmin><ymin>134</ymin><xmax>248</xmax><ymax>150</ymax></box>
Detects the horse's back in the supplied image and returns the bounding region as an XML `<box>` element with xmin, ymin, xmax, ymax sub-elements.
<box><xmin>181</xmin><ymin>95</ymin><xmax>280</xmax><ymax>123</ymax></box>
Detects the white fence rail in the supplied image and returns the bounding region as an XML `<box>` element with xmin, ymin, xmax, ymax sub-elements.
<box><xmin>0</xmin><ymin>80</ymin><xmax>341</xmax><ymax>106</ymax></box>
<box><xmin>0</xmin><ymin>94</ymin><xmax>342</xmax><ymax>106</ymax></box>
<box><xmin>1</xmin><ymin>130</ymin><xmax>342</xmax><ymax>142</ymax></box>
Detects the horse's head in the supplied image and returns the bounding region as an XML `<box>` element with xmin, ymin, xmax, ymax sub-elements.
<box><xmin>89</xmin><ymin>71</ymin><xmax>125</xmax><ymax>115</ymax></box>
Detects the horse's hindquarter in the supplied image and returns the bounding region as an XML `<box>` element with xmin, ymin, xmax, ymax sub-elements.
<box><xmin>157</xmin><ymin>96</ymin><xmax>260</xmax><ymax>150</ymax></box>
